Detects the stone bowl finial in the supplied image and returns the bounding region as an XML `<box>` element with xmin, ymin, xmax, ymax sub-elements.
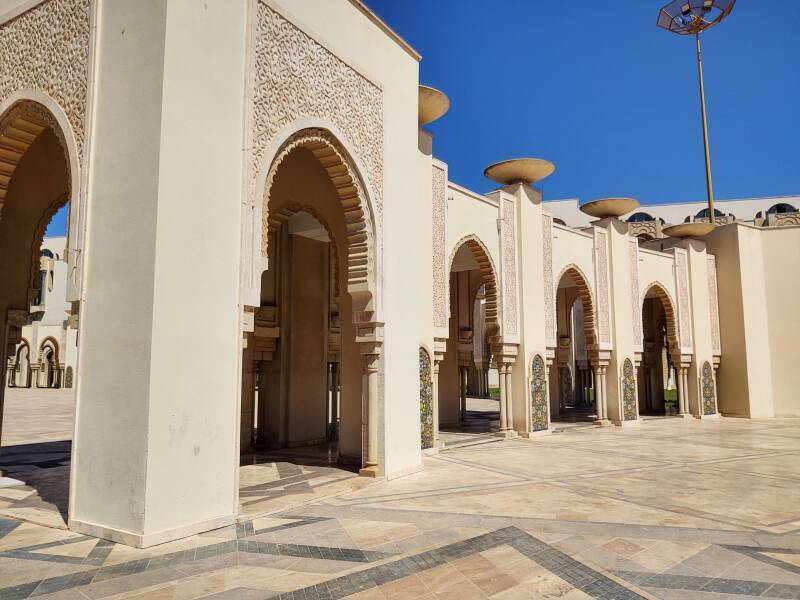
<box><xmin>579</xmin><ymin>198</ymin><xmax>640</xmax><ymax>219</ymax></box>
<box><xmin>484</xmin><ymin>158</ymin><xmax>555</xmax><ymax>186</ymax></box>
<box><xmin>663</xmin><ymin>222</ymin><xmax>717</xmax><ymax>238</ymax></box>
<box><xmin>418</xmin><ymin>85</ymin><xmax>450</xmax><ymax>126</ymax></box>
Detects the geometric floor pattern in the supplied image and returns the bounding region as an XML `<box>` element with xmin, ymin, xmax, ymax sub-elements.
<box><xmin>1</xmin><ymin>389</ymin><xmax>800</xmax><ymax>598</ymax></box>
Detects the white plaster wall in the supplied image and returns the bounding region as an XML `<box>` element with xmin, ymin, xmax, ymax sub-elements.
<box><xmin>550</xmin><ymin>225</ymin><xmax>595</xmax><ymax>292</ymax></box>
<box><xmin>638</xmin><ymin>249</ymin><xmax>678</xmax><ymax>304</ymax></box>
<box><xmin>446</xmin><ymin>184</ymin><xmax>500</xmax><ymax>275</ymax></box>
<box><xmin>416</xmin><ymin>131</ymin><xmax>433</xmax><ymax>357</ymax></box>
<box><xmin>269</xmin><ymin>0</ymin><xmax>422</xmax><ymax>479</ymax></box>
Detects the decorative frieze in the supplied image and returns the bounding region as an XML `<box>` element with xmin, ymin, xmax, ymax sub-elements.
<box><xmin>707</xmin><ymin>256</ymin><xmax>721</xmax><ymax>355</ymax></box>
<box><xmin>432</xmin><ymin>165</ymin><xmax>447</xmax><ymax>330</ymax></box>
<box><xmin>675</xmin><ymin>249</ymin><xmax>692</xmax><ymax>350</ymax></box>
<box><xmin>0</xmin><ymin>0</ymin><xmax>90</xmax><ymax>159</ymax></box>
<box><xmin>629</xmin><ymin>238</ymin><xmax>642</xmax><ymax>349</ymax></box>
<box><xmin>594</xmin><ymin>228</ymin><xmax>611</xmax><ymax>345</ymax></box>
<box><xmin>500</xmin><ymin>198</ymin><xmax>518</xmax><ymax>336</ymax></box>
<box><xmin>543</xmin><ymin>215</ymin><xmax>555</xmax><ymax>345</ymax></box>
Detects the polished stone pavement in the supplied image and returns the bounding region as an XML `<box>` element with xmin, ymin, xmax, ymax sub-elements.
<box><xmin>1</xmin><ymin>389</ymin><xmax>800</xmax><ymax>598</ymax></box>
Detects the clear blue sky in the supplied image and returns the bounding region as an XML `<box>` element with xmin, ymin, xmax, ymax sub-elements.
<box><xmin>45</xmin><ymin>1</ymin><xmax>799</xmax><ymax>237</ymax></box>
<box><xmin>367</xmin><ymin>0</ymin><xmax>800</xmax><ymax>205</ymax></box>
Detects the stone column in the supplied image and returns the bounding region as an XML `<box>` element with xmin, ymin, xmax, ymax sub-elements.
<box><xmin>498</xmin><ymin>363</ymin><xmax>508</xmax><ymax>431</ymax></box>
<box><xmin>360</xmin><ymin>352</ymin><xmax>381</xmax><ymax>477</ymax></box>
<box><xmin>504</xmin><ymin>363</ymin><xmax>514</xmax><ymax>431</ymax></box>
<box><xmin>330</xmin><ymin>362</ymin><xmax>340</xmax><ymax>439</ymax></box>
<box><xmin>459</xmin><ymin>365</ymin><xmax>468</xmax><ymax>424</ymax></box>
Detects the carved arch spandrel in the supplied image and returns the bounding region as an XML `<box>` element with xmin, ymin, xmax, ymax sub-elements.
<box><xmin>641</xmin><ymin>281</ymin><xmax>681</xmax><ymax>355</ymax></box>
<box><xmin>262</xmin><ymin>128</ymin><xmax>376</xmax><ymax>313</ymax></box>
<box><xmin>446</xmin><ymin>234</ymin><xmax>501</xmax><ymax>339</ymax></box>
<box><xmin>554</xmin><ymin>264</ymin><xmax>598</xmax><ymax>348</ymax></box>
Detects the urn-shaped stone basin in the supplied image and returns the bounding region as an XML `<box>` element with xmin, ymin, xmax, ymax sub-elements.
<box><xmin>663</xmin><ymin>222</ymin><xmax>717</xmax><ymax>238</ymax></box>
<box><xmin>579</xmin><ymin>198</ymin><xmax>640</xmax><ymax>219</ymax></box>
<box><xmin>418</xmin><ymin>85</ymin><xmax>450</xmax><ymax>126</ymax></box>
<box><xmin>484</xmin><ymin>158</ymin><xmax>555</xmax><ymax>185</ymax></box>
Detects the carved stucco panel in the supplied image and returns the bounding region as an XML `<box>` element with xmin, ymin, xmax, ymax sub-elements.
<box><xmin>0</xmin><ymin>0</ymin><xmax>90</xmax><ymax>160</ymax></box>
<box><xmin>543</xmin><ymin>214</ymin><xmax>555</xmax><ymax>345</ymax></box>
<box><xmin>500</xmin><ymin>198</ymin><xmax>518</xmax><ymax>336</ymax></box>
<box><xmin>707</xmin><ymin>255</ymin><xmax>721</xmax><ymax>355</ymax></box>
<box><xmin>630</xmin><ymin>238</ymin><xmax>642</xmax><ymax>348</ymax></box>
<box><xmin>594</xmin><ymin>228</ymin><xmax>611</xmax><ymax>345</ymax></box>
<box><xmin>252</xmin><ymin>2</ymin><xmax>384</xmax><ymax>238</ymax></box>
<box><xmin>431</xmin><ymin>165</ymin><xmax>447</xmax><ymax>329</ymax></box>
<box><xmin>676</xmin><ymin>249</ymin><xmax>692</xmax><ymax>350</ymax></box>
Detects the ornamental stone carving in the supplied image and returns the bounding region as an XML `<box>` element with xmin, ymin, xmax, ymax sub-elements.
<box><xmin>622</xmin><ymin>358</ymin><xmax>637</xmax><ymax>421</ymax></box>
<box><xmin>0</xmin><ymin>0</ymin><xmax>90</xmax><ymax>159</ymax></box>
<box><xmin>432</xmin><ymin>165</ymin><xmax>447</xmax><ymax>330</ymax></box>
<box><xmin>701</xmin><ymin>361</ymin><xmax>716</xmax><ymax>415</ymax></box>
<box><xmin>707</xmin><ymin>256</ymin><xmax>721</xmax><ymax>355</ymax></box>
<box><xmin>771</xmin><ymin>212</ymin><xmax>800</xmax><ymax>226</ymax></box>
<box><xmin>630</xmin><ymin>238</ymin><xmax>642</xmax><ymax>348</ymax></box>
<box><xmin>500</xmin><ymin>198</ymin><xmax>518</xmax><ymax>336</ymax></box>
<box><xmin>252</xmin><ymin>2</ymin><xmax>384</xmax><ymax>219</ymax></box>
<box><xmin>628</xmin><ymin>220</ymin><xmax>658</xmax><ymax>239</ymax></box>
<box><xmin>530</xmin><ymin>354</ymin><xmax>548</xmax><ymax>432</ymax></box>
<box><xmin>419</xmin><ymin>347</ymin><xmax>433</xmax><ymax>449</ymax></box>
<box><xmin>543</xmin><ymin>215</ymin><xmax>555</xmax><ymax>345</ymax></box>
<box><xmin>676</xmin><ymin>250</ymin><xmax>692</xmax><ymax>350</ymax></box>
<box><xmin>594</xmin><ymin>228</ymin><xmax>611</xmax><ymax>345</ymax></box>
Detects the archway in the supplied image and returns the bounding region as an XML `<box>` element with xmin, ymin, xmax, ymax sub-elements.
<box><xmin>38</xmin><ymin>338</ymin><xmax>60</xmax><ymax>389</ymax></box>
<box><xmin>639</xmin><ymin>283</ymin><xmax>681</xmax><ymax>416</ymax></box>
<box><xmin>9</xmin><ymin>340</ymin><xmax>30</xmax><ymax>388</ymax></box>
<box><xmin>0</xmin><ymin>98</ymin><xmax>76</xmax><ymax>527</ymax></box>
<box><xmin>238</xmin><ymin>128</ymin><xmax>379</xmax><ymax>514</ymax></box>
<box><xmin>552</xmin><ymin>266</ymin><xmax>598</xmax><ymax>424</ymax></box>
<box><xmin>437</xmin><ymin>235</ymin><xmax>501</xmax><ymax>442</ymax></box>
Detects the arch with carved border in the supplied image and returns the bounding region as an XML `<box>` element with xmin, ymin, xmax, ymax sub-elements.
<box><xmin>38</xmin><ymin>336</ymin><xmax>60</xmax><ymax>364</ymax></box>
<box><xmin>641</xmin><ymin>281</ymin><xmax>680</xmax><ymax>354</ymax></box>
<box><xmin>0</xmin><ymin>92</ymin><xmax>79</xmax><ymax>306</ymax></box>
<box><xmin>256</xmin><ymin>124</ymin><xmax>378</xmax><ymax>315</ymax></box>
<box><xmin>9</xmin><ymin>337</ymin><xmax>31</xmax><ymax>388</ymax></box>
<box><xmin>554</xmin><ymin>264</ymin><xmax>598</xmax><ymax>347</ymax></box>
<box><xmin>446</xmin><ymin>234</ymin><xmax>500</xmax><ymax>338</ymax></box>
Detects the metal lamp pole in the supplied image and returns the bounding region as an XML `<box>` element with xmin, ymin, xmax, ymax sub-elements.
<box><xmin>658</xmin><ymin>0</ymin><xmax>737</xmax><ymax>224</ymax></box>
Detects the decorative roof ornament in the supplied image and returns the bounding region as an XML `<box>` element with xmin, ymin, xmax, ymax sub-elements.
<box><xmin>484</xmin><ymin>158</ymin><xmax>555</xmax><ymax>186</ymax></box>
<box><xmin>579</xmin><ymin>198</ymin><xmax>640</xmax><ymax>219</ymax></box>
<box><xmin>418</xmin><ymin>85</ymin><xmax>450</xmax><ymax>126</ymax></box>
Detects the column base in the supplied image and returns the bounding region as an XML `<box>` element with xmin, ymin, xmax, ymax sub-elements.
<box><xmin>677</xmin><ymin>412</ymin><xmax>695</xmax><ymax>420</ymax></box>
<box><xmin>593</xmin><ymin>419</ymin><xmax>613</xmax><ymax>427</ymax></box>
<box><xmin>494</xmin><ymin>429</ymin><xmax>517</xmax><ymax>439</ymax></box>
<box><xmin>69</xmin><ymin>514</ymin><xmax>235</xmax><ymax>549</ymax></box>
<box><xmin>696</xmin><ymin>413</ymin><xmax>721</xmax><ymax>420</ymax></box>
<box><xmin>358</xmin><ymin>465</ymin><xmax>383</xmax><ymax>478</ymax></box>
<box><xmin>520</xmin><ymin>429</ymin><xmax>552</xmax><ymax>438</ymax></box>
<box><xmin>422</xmin><ymin>446</ymin><xmax>439</xmax><ymax>456</ymax></box>
<box><xmin>613</xmin><ymin>418</ymin><xmax>641</xmax><ymax>428</ymax></box>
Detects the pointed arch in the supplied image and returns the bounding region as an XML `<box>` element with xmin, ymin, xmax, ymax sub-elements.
<box><xmin>39</xmin><ymin>336</ymin><xmax>60</xmax><ymax>364</ymax></box>
<box><xmin>554</xmin><ymin>264</ymin><xmax>597</xmax><ymax>347</ymax></box>
<box><xmin>261</xmin><ymin>127</ymin><xmax>377</xmax><ymax>313</ymax></box>
<box><xmin>447</xmin><ymin>234</ymin><xmax>500</xmax><ymax>338</ymax></box>
<box><xmin>641</xmin><ymin>281</ymin><xmax>680</xmax><ymax>354</ymax></box>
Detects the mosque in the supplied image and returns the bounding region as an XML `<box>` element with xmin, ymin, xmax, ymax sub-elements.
<box><xmin>0</xmin><ymin>0</ymin><xmax>797</xmax><ymax>548</ymax></box>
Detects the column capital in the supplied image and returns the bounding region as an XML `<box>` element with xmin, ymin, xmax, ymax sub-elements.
<box><xmin>360</xmin><ymin>352</ymin><xmax>380</xmax><ymax>374</ymax></box>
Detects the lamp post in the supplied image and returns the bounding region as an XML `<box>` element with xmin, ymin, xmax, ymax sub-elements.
<box><xmin>657</xmin><ymin>0</ymin><xmax>736</xmax><ymax>224</ymax></box>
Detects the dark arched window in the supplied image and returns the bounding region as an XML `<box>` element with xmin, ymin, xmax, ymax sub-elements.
<box><xmin>695</xmin><ymin>208</ymin><xmax>724</xmax><ymax>219</ymax></box>
<box><xmin>40</xmin><ymin>249</ymin><xmax>54</xmax><ymax>258</ymax></box>
<box><xmin>767</xmin><ymin>203</ymin><xmax>798</xmax><ymax>214</ymax></box>
<box><xmin>628</xmin><ymin>212</ymin><xmax>655</xmax><ymax>223</ymax></box>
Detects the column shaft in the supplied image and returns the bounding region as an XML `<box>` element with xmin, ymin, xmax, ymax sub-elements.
<box><xmin>498</xmin><ymin>364</ymin><xmax>507</xmax><ymax>431</ymax></box>
<box><xmin>504</xmin><ymin>365</ymin><xmax>514</xmax><ymax>431</ymax></box>
<box><xmin>459</xmin><ymin>366</ymin><xmax>467</xmax><ymax>424</ymax></box>
<box><xmin>364</xmin><ymin>357</ymin><xmax>379</xmax><ymax>468</ymax></box>
<box><xmin>432</xmin><ymin>361</ymin><xmax>441</xmax><ymax>445</ymax></box>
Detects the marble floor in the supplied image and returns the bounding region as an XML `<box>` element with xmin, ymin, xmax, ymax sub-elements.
<box><xmin>1</xmin><ymin>389</ymin><xmax>800</xmax><ymax>599</ymax></box>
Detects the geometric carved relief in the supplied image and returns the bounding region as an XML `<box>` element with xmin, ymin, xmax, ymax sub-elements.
<box><xmin>594</xmin><ymin>228</ymin><xmax>611</xmax><ymax>345</ymax></box>
<box><xmin>701</xmin><ymin>361</ymin><xmax>716</xmax><ymax>415</ymax></box>
<box><xmin>0</xmin><ymin>0</ymin><xmax>91</xmax><ymax>267</ymax></box>
<box><xmin>530</xmin><ymin>354</ymin><xmax>548</xmax><ymax>432</ymax></box>
<box><xmin>419</xmin><ymin>347</ymin><xmax>434</xmax><ymax>449</ymax></box>
<box><xmin>707</xmin><ymin>256</ymin><xmax>721</xmax><ymax>355</ymax></box>
<box><xmin>432</xmin><ymin>165</ymin><xmax>447</xmax><ymax>329</ymax></box>
<box><xmin>675</xmin><ymin>250</ymin><xmax>692</xmax><ymax>350</ymax></box>
<box><xmin>500</xmin><ymin>197</ymin><xmax>518</xmax><ymax>336</ymax></box>
<box><xmin>630</xmin><ymin>238</ymin><xmax>642</xmax><ymax>348</ymax></box>
<box><xmin>0</xmin><ymin>0</ymin><xmax>90</xmax><ymax>161</ymax></box>
<box><xmin>543</xmin><ymin>214</ymin><xmax>555</xmax><ymax>345</ymax></box>
<box><xmin>622</xmin><ymin>357</ymin><xmax>637</xmax><ymax>421</ymax></box>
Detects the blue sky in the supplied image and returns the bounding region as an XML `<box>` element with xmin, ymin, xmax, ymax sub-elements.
<box><xmin>367</xmin><ymin>0</ymin><xmax>800</xmax><ymax>205</ymax></box>
<box><xmin>46</xmin><ymin>1</ymin><xmax>800</xmax><ymax>237</ymax></box>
